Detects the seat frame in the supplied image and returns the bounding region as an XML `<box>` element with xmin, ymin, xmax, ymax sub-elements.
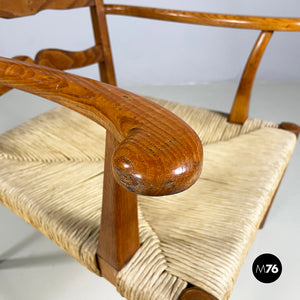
<box><xmin>1</xmin><ymin>1</ymin><xmax>300</xmax><ymax>299</ymax></box>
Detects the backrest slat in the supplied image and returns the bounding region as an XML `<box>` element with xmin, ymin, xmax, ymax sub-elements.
<box><xmin>0</xmin><ymin>0</ymin><xmax>116</xmax><ymax>86</ymax></box>
<box><xmin>0</xmin><ymin>0</ymin><xmax>95</xmax><ymax>18</ymax></box>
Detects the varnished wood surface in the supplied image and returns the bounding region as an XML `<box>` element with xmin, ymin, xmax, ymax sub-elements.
<box><xmin>279</xmin><ymin>122</ymin><xmax>300</xmax><ymax>138</ymax></box>
<box><xmin>98</xmin><ymin>131</ymin><xmax>139</xmax><ymax>271</ymax></box>
<box><xmin>0</xmin><ymin>55</ymin><xmax>34</xmax><ymax>96</ymax></box>
<box><xmin>229</xmin><ymin>31</ymin><xmax>273</xmax><ymax>124</ymax></box>
<box><xmin>0</xmin><ymin>47</ymin><xmax>104</xmax><ymax>95</ymax></box>
<box><xmin>91</xmin><ymin>0</ymin><xmax>117</xmax><ymax>85</ymax></box>
<box><xmin>97</xmin><ymin>256</ymin><xmax>118</xmax><ymax>286</ymax></box>
<box><xmin>0</xmin><ymin>0</ymin><xmax>95</xmax><ymax>18</ymax></box>
<box><xmin>105</xmin><ymin>5</ymin><xmax>300</xmax><ymax>31</ymax></box>
<box><xmin>179</xmin><ymin>287</ymin><xmax>218</xmax><ymax>300</ymax></box>
<box><xmin>104</xmin><ymin>5</ymin><xmax>300</xmax><ymax>126</ymax></box>
<box><xmin>35</xmin><ymin>46</ymin><xmax>104</xmax><ymax>70</ymax></box>
<box><xmin>3</xmin><ymin>2</ymin><xmax>300</xmax><ymax>31</ymax></box>
<box><xmin>0</xmin><ymin>57</ymin><xmax>203</xmax><ymax>196</ymax></box>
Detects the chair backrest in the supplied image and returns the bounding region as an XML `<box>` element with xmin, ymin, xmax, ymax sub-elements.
<box><xmin>0</xmin><ymin>0</ymin><xmax>94</xmax><ymax>18</ymax></box>
<box><xmin>0</xmin><ymin>0</ymin><xmax>116</xmax><ymax>85</ymax></box>
<box><xmin>1</xmin><ymin>2</ymin><xmax>300</xmax><ymax>290</ymax></box>
<box><xmin>3</xmin><ymin>2</ymin><xmax>300</xmax><ymax>124</ymax></box>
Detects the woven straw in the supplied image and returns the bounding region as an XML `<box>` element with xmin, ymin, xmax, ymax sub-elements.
<box><xmin>0</xmin><ymin>97</ymin><xmax>297</xmax><ymax>299</ymax></box>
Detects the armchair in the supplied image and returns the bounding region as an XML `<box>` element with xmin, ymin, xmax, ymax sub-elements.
<box><xmin>0</xmin><ymin>1</ymin><xmax>299</xmax><ymax>299</ymax></box>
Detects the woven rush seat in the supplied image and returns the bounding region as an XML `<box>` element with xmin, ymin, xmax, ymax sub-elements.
<box><xmin>0</xmin><ymin>96</ymin><xmax>296</xmax><ymax>300</ymax></box>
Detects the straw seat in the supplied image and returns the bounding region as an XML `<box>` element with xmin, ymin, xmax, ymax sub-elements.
<box><xmin>1</xmin><ymin>1</ymin><xmax>300</xmax><ymax>299</ymax></box>
<box><xmin>0</xmin><ymin>97</ymin><xmax>296</xmax><ymax>300</ymax></box>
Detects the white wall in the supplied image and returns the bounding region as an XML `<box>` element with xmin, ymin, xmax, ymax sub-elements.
<box><xmin>1</xmin><ymin>0</ymin><xmax>300</xmax><ymax>85</ymax></box>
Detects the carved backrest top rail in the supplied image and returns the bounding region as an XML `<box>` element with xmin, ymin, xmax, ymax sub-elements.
<box><xmin>1</xmin><ymin>3</ymin><xmax>299</xmax><ymax>287</ymax></box>
<box><xmin>3</xmin><ymin>4</ymin><xmax>300</xmax><ymax>122</ymax></box>
<box><xmin>0</xmin><ymin>0</ymin><xmax>95</xmax><ymax>18</ymax></box>
<box><xmin>35</xmin><ymin>46</ymin><xmax>104</xmax><ymax>70</ymax></box>
<box><xmin>0</xmin><ymin>0</ymin><xmax>116</xmax><ymax>94</ymax></box>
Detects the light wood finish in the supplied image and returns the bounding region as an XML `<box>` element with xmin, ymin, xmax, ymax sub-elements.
<box><xmin>179</xmin><ymin>287</ymin><xmax>218</xmax><ymax>300</ymax></box>
<box><xmin>1</xmin><ymin>4</ymin><xmax>299</xmax><ymax>298</ymax></box>
<box><xmin>0</xmin><ymin>55</ymin><xmax>34</xmax><ymax>96</ymax></box>
<box><xmin>0</xmin><ymin>83</ymin><xmax>11</xmax><ymax>96</ymax></box>
<box><xmin>0</xmin><ymin>56</ymin><xmax>203</xmax><ymax>196</ymax></box>
<box><xmin>0</xmin><ymin>0</ymin><xmax>116</xmax><ymax>93</ymax></box>
<box><xmin>35</xmin><ymin>46</ymin><xmax>104</xmax><ymax>70</ymax></box>
<box><xmin>2</xmin><ymin>3</ymin><xmax>300</xmax><ymax>124</ymax></box>
<box><xmin>104</xmin><ymin>5</ymin><xmax>300</xmax><ymax>126</ymax></box>
<box><xmin>229</xmin><ymin>31</ymin><xmax>273</xmax><ymax>124</ymax></box>
<box><xmin>98</xmin><ymin>257</ymin><xmax>118</xmax><ymax>286</ymax></box>
<box><xmin>97</xmin><ymin>131</ymin><xmax>139</xmax><ymax>271</ymax></box>
<box><xmin>91</xmin><ymin>0</ymin><xmax>116</xmax><ymax>85</ymax></box>
<box><xmin>0</xmin><ymin>0</ymin><xmax>95</xmax><ymax>18</ymax></box>
<box><xmin>0</xmin><ymin>45</ymin><xmax>104</xmax><ymax>96</ymax></box>
<box><xmin>104</xmin><ymin>5</ymin><xmax>300</xmax><ymax>31</ymax></box>
<box><xmin>0</xmin><ymin>56</ymin><xmax>202</xmax><ymax>284</ymax></box>
<box><xmin>8</xmin><ymin>55</ymin><xmax>34</xmax><ymax>64</ymax></box>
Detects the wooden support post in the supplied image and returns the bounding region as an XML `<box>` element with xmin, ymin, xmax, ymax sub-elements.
<box><xmin>229</xmin><ymin>31</ymin><xmax>273</xmax><ymax>124</ymax></box>
<box><xmin>97</xmin><ymin>131</ymin><xmax>140</xmax><ymax>282</ymax></box>
<box><xmin>91</xmin><ymin>0</ymin><xmax>117</xmax><ymax>85</ymax></box>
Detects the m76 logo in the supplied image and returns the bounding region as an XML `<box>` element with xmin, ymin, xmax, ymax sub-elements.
<box><xmin>255</xmin><ymin>264</ymin><xmax>279</xmax><ymax>274</ymax></box>
<box><xmin>252</xmin><ymin>254</ymin><xmax>282</xmax><ymax>283</ymax></box>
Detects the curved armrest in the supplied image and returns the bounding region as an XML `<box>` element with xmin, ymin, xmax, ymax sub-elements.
<box><xmin>104</xmin><ymin>5</ymin><xmax>300</xmax><ymax>124</ymax></box>
<box><xmin>0</xmin><ymin>56</ymin><xmax>203</xmax><ymax>196</ymax></box>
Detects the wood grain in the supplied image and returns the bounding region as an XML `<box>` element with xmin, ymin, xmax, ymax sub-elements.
<box><xmin>0</xmin><ymin>55</ymin><xmax>34</xmax><ymax>96</ymax></box>
<box><xmin>0</xmin><ymin>56</ymin><xmax>203</xmax><ymax>196</ymax></box>
<box><xmin>98</xmin><ymin>131</ymin><xmax>139</xmax><ymax>271</ymax></box>
<box><xmin>91</xmin><ymin>0</ymin><xmax>117</xmax><ymax>85</ymax></box>
<box><xmin>35</xmin><ymin>46</ymin><xmax>104</xmax><ymax>70</ymax></box>
<box><xmin>104</xmin><ymin>5</ymin><xmax>300</xmax><ymax>31</ymax></box>
<box><xmin>104</xmin><ymin>5</ymin><xmax>300</xmax><ymax>125</ymax></box>
<box><xmin>229</xmin><ymin>31</ymin><xmax>273</xmax><ymax>124</ymax></box>
<box><xmin>0</xmin><ymin>46</ymin><xmax>104</xmax><ymax>95</ymax></box>
<box><xmin>0</xmin><ymin>0</ymin><xmax>95</xmax><ymax>18</ymax></box>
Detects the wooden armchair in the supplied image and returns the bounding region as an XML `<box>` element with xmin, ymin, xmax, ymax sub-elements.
<box><xmin>0</xmin><ymin>1</ymin><xmax>299</xmax><ymax>299</ymax></box>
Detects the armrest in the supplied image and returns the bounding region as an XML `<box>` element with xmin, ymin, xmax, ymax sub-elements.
<box><xmin>105</xmin><ymin>5</ymin><xmax>300</xmax><ymax>124</ymax></box>
<box><xmin>0</xmin><ymin>56</ymin><xmax>203</xmax><ymax>196</ymax></box>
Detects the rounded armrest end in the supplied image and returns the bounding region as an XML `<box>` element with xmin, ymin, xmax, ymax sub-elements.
<box><xmin>113</xmin><ymin>124</ymin><xmax>203</xmax><ymax>196</ymax></box>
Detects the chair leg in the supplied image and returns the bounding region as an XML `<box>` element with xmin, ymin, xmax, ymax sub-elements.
<box><xmin>179</xmin><ymin>286</ymin><xmax>218</xmax><ymax>300</ymax></box>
